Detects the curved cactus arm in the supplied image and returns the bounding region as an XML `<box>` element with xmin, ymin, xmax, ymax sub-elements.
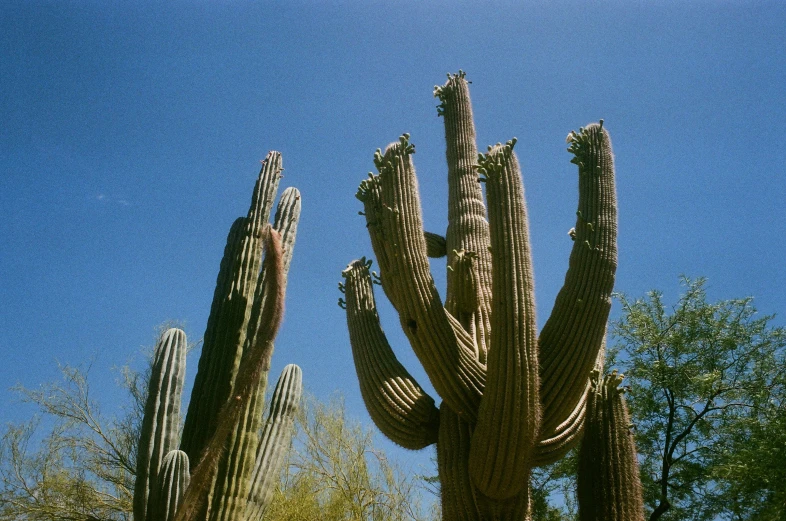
<box><xmin>174</xmin><ymin>229</ymin><xmax>285</xmax><ymax>521</ymax></box>
<box><xmin>343</xmin><ymin>260</ymin><xmax>440</xmax><ymax>449</ymax></box>
<box><xmin>424</xmin><ymin>231</ymin><xmax>447</xmax><ymax>258</ymax></box>
<box><xmin>435</xmin><ymin>72</ymin><xmax>493</xmax><ymax>363</ymax></box>
<box><xmin>468</xmin><ymin>141</ymin><xmax>540</xmax><ymax>500</ymax></box>
<box><xmin>577</xmin><ymin>371</ymin><xmax>645</xmax><ymax>521</ymax></box>
<box><xmin>245</xmin><ymin>364</ymin><xmax>303</xmax><ymax>521</ymax></box>
<box><xmin>134</xmin><ymin>328</ymin><xmax>187</xmax><ymax>521</ymax></box>
<box><xmin>532</xmin><ymin>386</ymin><xmax>588</xmax><ymax>467</ymax></box>
<box><xmin>210</xmin><ymin>185</ymin><xmax>303</xmax><ymax>521</ymax></box>
<box><xmin>181</xmin><ymin>152</ymin><xmax>284</xmax><ymax>464</ymax></box>
<box><xmin>538</xmin><ymin>122</ymin><xmax>618</xmax><ymax>441</ymax></box>
<box><xmin>534</xmin><ymin>341</ymin><xmax>605</xmax><ymax>466</ymax></box>
<box><xmin>154</xmin><ymin>450</ymin><xmax>191</xmax><ymax>521</ymax></box>
<box><xmin>356</xmin><ymin>137</ymin><xmax>486</xmax><ymax>419</ymax></box>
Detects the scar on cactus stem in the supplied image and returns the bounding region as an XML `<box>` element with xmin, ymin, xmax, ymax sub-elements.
<box><xmin>342</xmin><ymin>70</ymin><xmax>625</xmax><ymax>519</ymax></box>
<box><xmin>175</xmin><ymin>229</ymin><xmax>284</xmax><ymax>521</ymax></box>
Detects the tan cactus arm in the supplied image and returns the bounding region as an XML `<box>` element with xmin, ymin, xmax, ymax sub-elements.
<box><xmin>468</xmin><ymin>141</ymin><xmax>540</xmax><ymax>500</ymax></box>
<box><xmin>534</xmin><ymin>340</ymin><xmax>605</xmax><ymax>466</ymax></box>
<box><xmin>532</xmin><ymin>384</ymin><xmax>588</xmax><ymax>467</ymax></box>
<box><xmin>424</xmin><ymin>231</ymin><xmax>447</xmax><ymax>258</ymax></box>
<box><xmin>538</xmin><ymin>122</ymin><xmax>618</xmax><ymax>440</ymax></box>
<box><xmin>343</xmin><ymin>260</ymin><xmax>440</xmax><ymax>449</ymax></box>
<box><xmin>436</xmin><ymin>72</ymin><xmax>493</xmax><ymax>361</ymax></box>
<box><xmin>356</xmin><ymin>136</ymin><xmax>486</xmax><ymax>419</ymax></box>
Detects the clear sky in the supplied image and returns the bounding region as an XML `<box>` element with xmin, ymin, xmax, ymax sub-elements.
<box><xmin>2</xmin><ymin>0</ymin><xmax>785</xmax><ymax>482</ymax></box>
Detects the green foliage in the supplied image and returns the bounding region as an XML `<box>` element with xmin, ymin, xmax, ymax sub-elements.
<box><xmin>609</xmin><ymin>277</ymin><xmax>786</xmax><ymax>521</ymax></box>
<box><xmin>0</xmin><ymin>363</ymin><xmax>435</xmax><ymax>521</ymax></box>
<box><xmin>531</xmin><ymin>451</ymin><xmax>578</xmax><ymax>521</ymax></box>
<box><xmin>0</xmin><ymin>363</ymin><xmax>142</xmax><ymax>521</ymax></box>
<box><xmin>264</xmin><ymin>394</ymin><xmax>437</xmax><ymax>521</ymax></box>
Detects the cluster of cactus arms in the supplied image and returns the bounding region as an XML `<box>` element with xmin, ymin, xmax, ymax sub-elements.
<box><xmin>133</xmin><ymin>152</ymin><xmax>303</xmax><ymax>521</ymax></box>
<box><xmin>341</xmin><ymin>71</ymin><xmax>643</xmax><ymax>519</ymax></box>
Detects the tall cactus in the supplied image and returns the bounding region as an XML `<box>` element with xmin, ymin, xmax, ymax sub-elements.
<box><xmin>577</xmin><ymin>371</ymin><xmax>645</xmax><ymax>521</ymax></box>
<box><xmin>341</xmin><ymin>71</ymin><xmax>627</xmax><ymax>519</ymax></box>
<box><xmin>134</xmin><ymin>152</ymin><xmax>303</xmax><ymax>521</ymax></box>
<box><xmin>134</xmin><ymin>328</ymin><xmax>187</xmax><ymax>521</ymax></box>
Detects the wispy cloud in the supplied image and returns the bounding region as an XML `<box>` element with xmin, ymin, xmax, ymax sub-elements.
<box><xmin>96</xmin><ymin>194</ymin><xmax>131</xmax><ymax>206</ymax></box>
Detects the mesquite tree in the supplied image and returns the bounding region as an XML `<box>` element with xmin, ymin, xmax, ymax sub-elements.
<box><xmin>340</xmin><ymin>71</ymin><xmax>633</xmax><ymax>519</ymax></box>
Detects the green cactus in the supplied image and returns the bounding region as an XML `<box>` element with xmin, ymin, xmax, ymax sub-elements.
<box><xmin>134</xmin><ymin>152</ymin><xmax>303</xmax><ymax>521</ymax></box>
<box><xmin>134</xmin><ymin>328</ymin><xmax>187</xmax><ymax>521</ymax></box>
<box><xmin>577</xmin><ymin>372</ymin><xmax>645</xmax><ymax>521</ymax></box>
<box><xmin>154</xmin><ymin>450</ymin><xmax>191</xmax><ymax>521</ymax></box>
<box><xmin>342</xmin><ymin>72</ymin><xmax>622</xmax><ymax>518</ymax></box>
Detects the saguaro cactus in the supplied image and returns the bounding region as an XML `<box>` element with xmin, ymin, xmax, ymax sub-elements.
<box><xmin>133</xmin><ymin>152</ymin><xmax>303</xmax><ymax>521</ymax></box>
<box><xmin>341</xmin><ymin>71</ymin><xmax>623</xmax><ymax>519</ymax></box>
<box><xmin>577</xmin><ymin>371</ymin><xmax>645</xmax><ymax>521</ymax></box>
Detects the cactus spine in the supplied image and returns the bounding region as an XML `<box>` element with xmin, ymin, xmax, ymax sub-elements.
<box><xmin>134</xmin><ymin>152</ymin><xmax>303</xmax><ymax>521</ymax></box>
<box><xmin>577</xmin><ymin>372</ymin><xmax>645</xmax><ymax>521</ymax></box>
<box><xmin>342</xmin><ymin>72</ymin><xmax>630</xmax><ymax>519</ymax></box>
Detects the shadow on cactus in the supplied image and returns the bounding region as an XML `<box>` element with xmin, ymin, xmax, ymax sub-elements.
<box><xmin>340</xmin><ymin>71</ymin><xmax>642</xmax><ymax>519</ymax></box>
<box><xmin>134</xmin><ymin>152</ymin><xmax>303</xmax><ymax>521</ymax></box>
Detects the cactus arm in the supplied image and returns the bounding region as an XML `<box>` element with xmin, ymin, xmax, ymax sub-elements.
<box><xmin>154</xmin><ymin>450</ymin><xmax>191</xmax><ymax>521</ymax></box>
<box><xmin>209</xmin><ymin>188</ymin><xmax>302</xmax><ymax>521</ymax></box>
<box><xmin>532</xmin><ymin>386</ymin><xmax>588</xmax><ymax>467</ymax></box>
<box><xmin>577</xmin><ymin>372</ymin><xmax>645</xmax><ymax>521</ymax></box>
<box><xmin>134</xmin><ymin>328</ymin><xmax>187</xmax><ymax>521</ymax></box>
<box><xmin>272</xmin><ymin>187</ymin><xmax>301</xmax><ymax>281</ymax></box>
<box><xmin>538</xmin><ymin>122</ymin><xmax>618</xmax><ymax>440</ymax></box>
<box><xmin>533</xmin><ymin>339</ymin><xmax>605</xmax><ymax>466</ymax></box>
<box><xmin>358</xmin><ymin>138</ymin><xmax>486</xmax><ymax>419</ymax></box>
<box><xmin>424</xmin><ymin>231</ymin><xmax>447</xmax><ymax>258</ymax></box>
<box><xmin>245</xmin><ymin>364</ymin><xmax>303</xmax><ymax>521</ymax></box>
<box><xmin>181</xmin><ymin>152</ymin><xmax>284</xmax><ymax>464</ymax></box>
<box><xmin>174</xmin><ymin>229</ymin><xmax>285</xmax><ymax>521</ymax></box>
<box><xmin>468</xmin><ymin>141</ymin><xmax>540</xmax><ymax>500</ymax></box>
<box><xmin>435</xmin><ymin>72</ymin><xmax>493</xmax><ymax>363</ymax></box>
<box><xmin>343</xmin><ymin>260</ymin><xmax>440</xmax><ymax>449</ymax></box>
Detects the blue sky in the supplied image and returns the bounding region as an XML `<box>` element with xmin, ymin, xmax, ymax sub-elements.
<box><xmin>2</xmin><ymin>1</ymin><xmax>785</xmax><ymax>482</ymax></box>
